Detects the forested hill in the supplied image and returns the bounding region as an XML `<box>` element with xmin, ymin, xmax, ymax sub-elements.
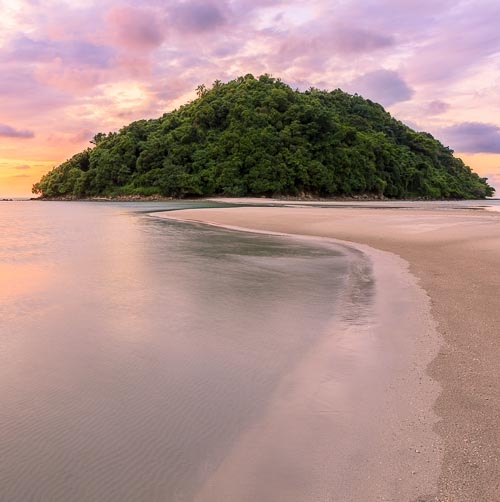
<box><xmin>33</xmin><ymin>74</ymin><xmax>494</xmax><ymax>199</ymax></box>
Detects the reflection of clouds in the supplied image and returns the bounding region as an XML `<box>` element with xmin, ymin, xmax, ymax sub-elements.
<box><xmin>0</xmin><ymin>263</ymin><xmax>49</xmax><ymax>302</ymax></box>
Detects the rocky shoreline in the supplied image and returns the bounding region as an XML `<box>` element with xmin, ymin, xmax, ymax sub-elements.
<box><xmin>31</xmin><ymin>192</ymin><xmax>470</xmax><ymax>203</ymax></box>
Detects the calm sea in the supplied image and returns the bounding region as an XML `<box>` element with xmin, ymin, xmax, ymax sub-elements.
<box><xmin>0</xmin><ymin>201</ymin><xmax>373</xmax><ymax>501</ymax></box>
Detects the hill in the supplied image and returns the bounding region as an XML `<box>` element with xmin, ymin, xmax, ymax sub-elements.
<box><xmin>33</xmin><ymin>74</ymin><xmax>494</xmax><ymax>199</ymax></box>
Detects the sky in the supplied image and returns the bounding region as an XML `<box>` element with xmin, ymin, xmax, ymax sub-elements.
<box><xmin>1</xmin><ymin>0</ymin><xmax>500</xmax><ymax>197</ymax></box>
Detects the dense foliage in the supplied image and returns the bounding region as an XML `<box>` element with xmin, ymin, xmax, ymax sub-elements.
<box><xmin>33</xmin><ymin>74</ymin><xmax>494</xmax><ymax>199</ymax></box>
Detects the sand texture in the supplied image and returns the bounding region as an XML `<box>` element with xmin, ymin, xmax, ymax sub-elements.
<box><xmin>156</xmin><ymin>203</ymin><xmax>500</xmax><ymax>501</ymax></box>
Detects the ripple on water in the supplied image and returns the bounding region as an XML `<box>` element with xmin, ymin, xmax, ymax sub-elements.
<box><xmin>1</xmin><ymin>202</ymin><xmax>362</xmax><ymax>502</ymax></box>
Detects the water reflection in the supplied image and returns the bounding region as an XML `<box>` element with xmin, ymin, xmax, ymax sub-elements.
<box><xmin>0</xmin><ymin>201</ymin><xmax>373</xmax><ymax>502</ymax></box>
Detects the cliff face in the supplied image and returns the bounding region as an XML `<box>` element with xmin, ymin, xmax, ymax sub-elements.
<box><xmin>33</xmin><ymin>74</ymin><xmax>494</xmax><ymax>200</ymax></box>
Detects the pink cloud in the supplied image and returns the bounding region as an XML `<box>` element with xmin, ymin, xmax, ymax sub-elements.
<box><xmin>480</xmin><ymin>171</ymin><xmax>500</xmax><ymax>194</ymax></box>
<box><xmin>35</xmin><ymin>60</ymin><xmax>104</xmax><ymax>92</ymax></box>
<box><xmin>106</xmin><ymin>6</ymin><xmax>166</xmax><ymax>50</ymax></box>
<box><xmin>329</xmin><ymin>25</ymin><xmax>394</xmax><ymax>53</ymax></box>
<box><xmin>274</xmin><ymin>22</ymin><xmax>394</xmax><ymax>64</ymax></box>
<box><xmin>404</xmin><ymin>1</ymin><xmax>500</xmax><ymax>84</ymax></box>
<box><xmin>0</xmin><ymin>67</ymin><xmax>72</xmax><ymax>114</ymax></box>
<box><xmin>46</xmin><ymin>128</ymin><xmax>95</xmax><ymax>148</ymax></box>
<box><xmin>426</xmin><ymin>100</ymin><xmax>450</xmax><ymax>115</ymax></box>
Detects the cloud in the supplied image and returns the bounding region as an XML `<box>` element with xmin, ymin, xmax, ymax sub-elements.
<box><xmin>4</xmin><ymin>35</ymin><xmax>114</xmax><ymax>68</ymax></box>
<box><xmin>0</xmin><ymin>67</ymin><xmax>72</xmax><ymax>116</ymax></box>
<box><xmin>0</xmin><ymin>35</ymin><xmax>117</xmax><ymax>93</ymax></box>
<box><xmin>480</xmin><ymin>171</ymin><xmax>500</xmax><ymax>194</ymax></box>
<box><xmin>441</xmin><ymin>123</ymin><xmax>500</xmax><ymax>154</ymax></box>
<box><xmin>348</xmin><ymin>70</ymin><xmax>414</xmax><ymax>106</ymax></box>
<box><xmin>106</xmin><ymin>6</ymin><xmax>166</xmax><ymax>50</ymax></box>
<box><xmin>328</xmin><ymin>25</ymin><xmax>394</xmax><ymax>53</ymax></box>
<box><xmin>483</xmin><ymin>171</ymin><xmax>500</xmax><ymax>184</ymax></box>
<box><xmin>72</xmin><ymin>129</ymin><xmax>94</xmax><ymax>142</ymax></box>
<box><xmin>12</xmin><ymin>174</ymin><xmax>30</xmax><ymax>178</ymax></box>
<box><xmin>401</xmin><ymin>119</ymin><xmax>421</xmax><ymax>131</ymax></box>
<box><xmin>404</xmin><ymin>1</ymin><xmax>500</xmax><ymax>85</ymax></box>
<box><xmin>426</xmin><ymin>100</ymin><xmax>450</xmax><ymax>115</ymax></box>
<box><xmin>0</xmin><ymin>124</ymin><xmax>34</xmax><ymax>138</ymax></box>
<box><xmin>274</xmin><ymin>24</ymin><xmax>393</xmax><ymax>66</ymax></box>
<box><xmin>15</xmin><ymin>165</ymin><xmax>31</xmax><ymax>170</ymax></box>
<box><xmin>171</xmin><ymin>2</ymin><xmax>226</xmax><ymax>32</ymax></box>
<box><xmin>47</xmin><ymin>128</ymin><xmax>96</xmax><ymax>145</ymax></box>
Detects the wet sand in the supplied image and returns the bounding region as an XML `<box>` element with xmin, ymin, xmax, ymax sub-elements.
<box><xmin>155</xmin><ymin>203</ymin><xmax>500</xmax><ymax>502</ymax></box>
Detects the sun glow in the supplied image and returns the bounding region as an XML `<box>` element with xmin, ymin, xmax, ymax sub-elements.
<box><xmin>0</xmin><ymin>158</ymin><xmax>57</xmax><ymax>198</ymax></box>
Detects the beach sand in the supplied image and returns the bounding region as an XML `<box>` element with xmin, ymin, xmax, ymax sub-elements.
<box><xmin>155</xmin><ymin>202</ymin><xmax>499</xmax><ymax>501</ymax></box>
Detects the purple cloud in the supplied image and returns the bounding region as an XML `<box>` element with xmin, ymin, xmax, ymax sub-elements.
<box><xmin>171</xmin><ymin>2</ymin><xmax>226</xmax><ymax>32</ymax></box>
<box><xmin>401</xmin><ymin>119</ymin><xmax>421</xmax><ymax>131</ymax></box>
<box><xmin>72</xmin><ymin>129</ymin><xmax>94</xmax><ymax>142</ymax></box>
<box><xmin>0</xmin><ymin>124</ymin><xmax>34</xmax><ymax>138</ymax></box>
<box><xmin>348</xmin><ymin>70</ymin><xmax>414</xmax><ymax>106</ymax></box>
<box><xmin>106</xmin><ymin>6</ymin><xmax>166</xmax><ymax>50</ymax></box>
<box><xmin>441</xmin><ymin>123</ymin><xmax>500</xmax><ymax>153</ymax></box>
<box><xmin>4</xmin><ymin>35</ymin><xmax>114</xmax><ymax>68</ymax></box>
<box><xmin>426</xmin><ymin>100</ymin><xmax>450</xmax><ymax>115</ymax></box>
<box><xmin>0</xmin><ymin>66</ymin><xmax>72</xmax><ymax>120</ymax></box>
<box><xmin>329</xmin><ymin>25</ymin><xmax>394</xmax><ymax>53</ymax></box>
<box><xmin>15</xmin><ymin>165</ymin><xmax>31</xmax><ymax>170</ymax></box>
<box><xmin>405</xmin><ymin>1</ymin><xmax>500</xmax><ymax>84</ymax></box>
<box><xmin>273</xmin><ymin>20</ymin><xmax>394</xmax><ymax>62</ymax></box>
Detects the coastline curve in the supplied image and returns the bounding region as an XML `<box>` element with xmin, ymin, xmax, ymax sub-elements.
<box><xmin>151</xmin><ymin>211</ymin><xmax>444</xmax><ymax>501</ymax></box>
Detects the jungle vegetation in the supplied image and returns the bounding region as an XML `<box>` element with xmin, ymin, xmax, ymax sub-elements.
<box><xmin>33</xmin><ymin>74</ymin><xmax>494</xmax><ymax>199</ymax></box>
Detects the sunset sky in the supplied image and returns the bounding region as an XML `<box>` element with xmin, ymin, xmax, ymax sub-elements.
<box><xmin>1</xmin><ymin>0</ymin><xmax>500</xmax><ymax>197</ymax></box>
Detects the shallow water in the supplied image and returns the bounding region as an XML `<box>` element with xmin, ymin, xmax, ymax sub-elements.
<box><xmin>0</xmin><ymin>201</ymin><xmax>378</xmax><ymax>501</ymax></box>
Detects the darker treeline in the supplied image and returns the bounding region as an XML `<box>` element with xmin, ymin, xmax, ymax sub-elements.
<box><xmin>33</xmin><ymin>74</ymin><xmax>494</xmax><ymax>199</ymax></box>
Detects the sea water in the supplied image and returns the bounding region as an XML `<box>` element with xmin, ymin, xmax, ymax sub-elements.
<box><xmin>0</xmin><ymin>201</ymin><xmax>374</xmax><ymax>501</ymax></box>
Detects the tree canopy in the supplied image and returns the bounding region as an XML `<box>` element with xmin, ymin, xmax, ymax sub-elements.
<box><xmin>33</xmin><ymin>74</ymin><xmax>494</xmax><ymax>199</ymax></box>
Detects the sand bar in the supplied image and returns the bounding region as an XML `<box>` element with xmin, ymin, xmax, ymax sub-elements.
<box><xmin>155</xmin><ymin>202</ymin><xmax>500</xmax><ymax>501</ymax></box>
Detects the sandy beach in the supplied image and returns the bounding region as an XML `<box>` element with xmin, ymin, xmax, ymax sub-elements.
<box><xmin>155</xmin><ymin>202</ymin><xmax>500</xmax><ymax>501</ymax></box>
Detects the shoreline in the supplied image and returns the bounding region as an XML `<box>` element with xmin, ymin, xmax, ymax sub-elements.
<box><xmin>153</xmin><ymin>204</ymin><xmax>500</xmax><ymax>501</ymax></box>
<box><xmin>152</xmin><ymin>212</ymin><xmax>443</xmax><ymax>500</ymax></box>
<box><xmin>30</xmin><ymin>194</ymin><xmax>497</xmax><ymax>203</ymax></box>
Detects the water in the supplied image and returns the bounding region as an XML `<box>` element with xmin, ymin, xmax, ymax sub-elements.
<box><xmin>0</xmin><ymin>201</ymin><xmax>374</xmax><ymax>501</ymax></box>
